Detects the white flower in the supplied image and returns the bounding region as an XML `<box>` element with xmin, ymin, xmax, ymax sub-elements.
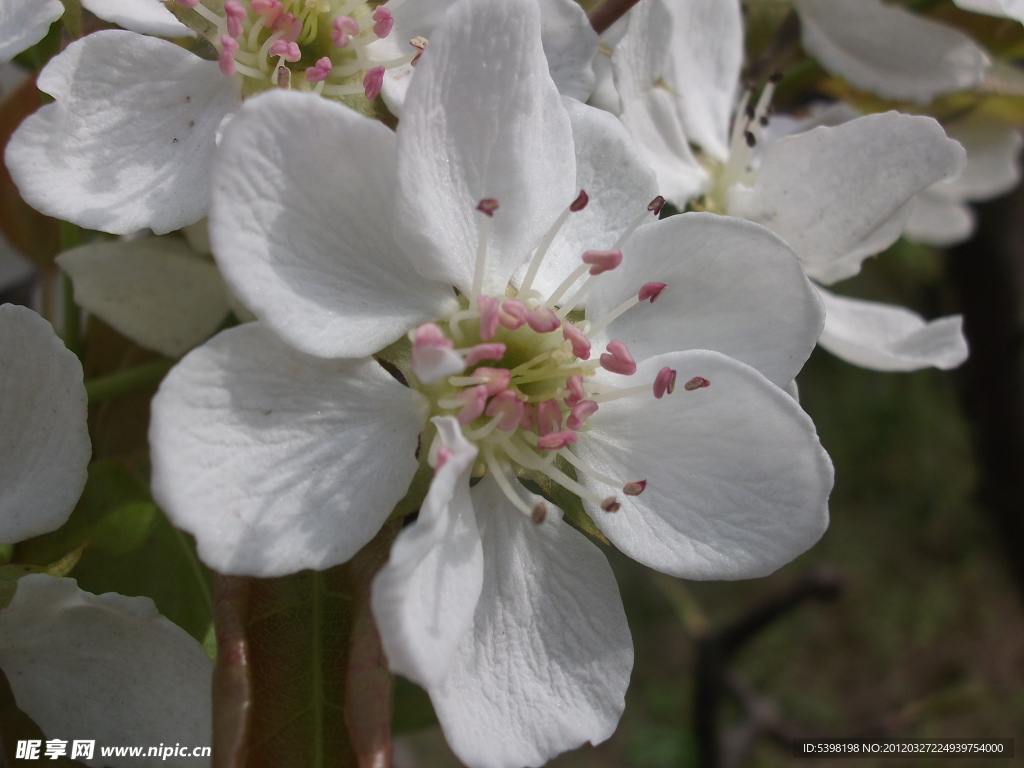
<box><xmin>151</xmin><ymin>0</ymin><xmax>832</xmax><ymax>763</ymax></box>
<box><xmin>0</xmin><ymin>303</ymin><xmax>90</xmax><ymax>545</ymax></box>
<box><xmin>0</xmin><ymin>575</ymin><xmax>212</xmax><ymax>768</ymax></box>
<box><xmin>607</xmin><ymin>0</ymin><xmax>970</xmax><ymax>372</ymax></box>
<box><xmin>953</xmin><ymin>0</ymin><xmax>1024</xmax><ymax>23</ymax></box>
<box><xmin>4</xmin><ymin>0</ymin><xmax>595</xmax><ymax>236</ymax></box>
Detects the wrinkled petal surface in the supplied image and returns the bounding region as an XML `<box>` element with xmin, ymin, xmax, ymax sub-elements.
<box><xmin>588</xmin><ymin>213</ymin><xmax>824</xmax><ymax>387</ymax></box>
<box><xmin>727</xmin><ymin>112</ymin><xmax>966</xmax><ymax>285</ymax></box>
<box><xmin>0</xmin><ymin>304</ymin><xmax>89</xmax><ymax>544</ymax></box>
<box><xmin>372</xmin><ymin>417</ymin><xmax>483</xmax><ymax>689</ymax></box>
<box><xmin>575</xmin><ymin>350</ymin><xmax>832</xmax><ymax>579</ymax></box>
<box><xmin>150</xmin><ymin>323</ymin><xmax>428</xmax><ymax>576</ymax></box>
<box><xmin>0</xmin><ymin>0</ymin><xmax>62</xmax><ymax>62</ymax></box>
<box><xmin>796</xmin><ymin>0</ymin><xmax>989</xmax><ymax>102</ymax></box>
<box><xmin>394</xmin><ymin>0</ymin><xmax>575</xmax><ymax>296</ymax></box>
<box><xmin>211</xmin><ymin>90</ymin><xmax>456</xmax><ymax>359</ymax></box>
<box><xmin>57</xmin><ymin>237</ymin><xmax>229</xmax><ymax>358</ymax></box>
<box><xmin>81</xmin><ymin>0</ymin><xmax>191</xmax><ymax>37</ymax></box>
<box><xmin>5</xmin><ymin>31</ymin><xmax>239</xmax><ymax>235</ymax></box>
<box><xmin>816</xmin><ymin>286</ymin><xmax>968</xmax><ymax>371</ymax></box>
<box><xmin>431</xmin><ymin>475</ymin><xmax>632</xmax><ymax>768</ymax></box>
<box><xmin>0</xmin><ymin>575</ymin><xmax>211</xmax><ymax>768</ymax></box>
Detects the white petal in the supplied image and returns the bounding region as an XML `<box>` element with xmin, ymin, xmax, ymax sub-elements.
<box><xmin>660</xmin><ymin>0</ymin><xmax>742</xmax><ymax>160</ymax></box>
<box><xmin>0</xmin><ymin>0</ymin><xmax>62</xmax><ymax>62</ymax></box>
<box><xmin>372</xmin><ymin>417</ymin><xmax>482</xmax><ymax>689</ymax></box>
<box><xmin>430</xmin><ymin>475</ymin><xmax>632</xmax><ymax>768</ymax></box>
<box><xmin>57</xmin><ymin>237</ymin><xmax>229</xmax><ymax>358</ymax></box>
<box><xmin>519</xmin><ymin>97</ymin><xmax>659</xmax><ymax>298</ymax></box>
<box><xmin>727</xmin><ymin>112</ymin><xmax>966</xmax><ymax>285</ymax></box>
<box><xmin>574</xmin><ymin>350</ymin><xmax>832</xmax><ymax>579</ymax></box>
<box><xmin>903</xmin><ymin>192</ymin><xmax>975</xmax><ymax>247</ymax></box>
<box><xmin>587</xmin><ymin>213</ymin><xmax>824</xmax><ymax>387</ymax></box>
<box><xmin>4</xmin><ymin>31</ymin><xmax>239</xmax><ymax>235</ymax></box>
<box><xmin>394</xmin><ymin>0</ymin><xmax>576</xmax><ymax>296</ymax></box>
<box><xmin>210</xmin><ymin>90</ymin><xmax>457</xmax><ymax>359</ymax></box>
<box><xmin>795</xmin><ymin>0</ymin><xmax>989</xmax><ymax>102</ymax></box>
<box><xmin>411</xmin><ymin>346</ymin><xmax>466</xmax><ymax>383</ymax></box>
<box><xmin>81</xmin><ymin>0</ymin><xmax>191</xmax><ymax>37</ymax></box>
<box><xmin>0</xmin><ymin>305</ymin><xmax>89</xmax><ymax>544</ymax></box>
<box><xmin>940</xmin><ymin>112</ymin><xmax>1023</xmax><ymax>201</ymax></box>
<box><xmin>816</xmin><ymin>286</ymin><xmax>968</xmax><ymax>371</ymax></box>
<box><xmin>537</xmin><ymin>0</ymin><xmax>599</xmax><ymax>102</ymax></box>
<box><xmin>373</xmin><ymin>0</ymin><xmax>596</xmax><ymax>116</ymax></box>
<box><xmin>0</xmin><ymin>575</ymin><xmax>211</xmax><ymax>768</ymax></box>
<box><xmin>150</xmin><ymin>323</ymin><xmax>428</xmax><ymax>576</ymax></box>
<box><xmin>954</xmin><ymin>0</ymin><xmax>1024</xmax><ymax>23</ymax></box>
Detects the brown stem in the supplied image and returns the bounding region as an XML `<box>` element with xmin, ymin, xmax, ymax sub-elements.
<box><xmin>588</xmin><ymin>0</ymin><xmax>644</xmax><ymax>35</ymax></box>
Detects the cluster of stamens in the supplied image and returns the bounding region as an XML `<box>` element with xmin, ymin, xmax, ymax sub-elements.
<box><xmin>413</xmin><ymin>191</ymin><xmax>712</xmax><ymax>524</ymax></box>
<box><xmin>175</xmin><ymin>0</ymin><xmax>423</xmax><ymax>99</ymax></box>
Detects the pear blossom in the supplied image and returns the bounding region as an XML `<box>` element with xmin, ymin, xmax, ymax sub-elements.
<box><xmin>953</xmin><ymin>0</ymin><xmax>1024</xmax><ymax>23</ymax></box>
<box><xmin>0</xmin><ymin>304</ymin><xmax>90</xmax><ymax>544</ymax></box>
<box><xmin>606</xmin><ymin>0</ymin><xmax>970</xmax><ymax>372</ymax></box>
<box><xmin>151</xmin><ymin>0</ymin><xmax>832</xmax><ymax>763</ymax></box>
<box><xmin>0</xmin><ymin>575</ymin><xmax>212</xmax><ymax>768</ymax></box>
<box><xmin>4</xmin><ymin>0</ymin><xmax>595</xmax><ymax>236</ymax></box>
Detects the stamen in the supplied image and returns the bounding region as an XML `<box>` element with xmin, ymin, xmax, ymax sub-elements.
<box><xmin>684</xmin><ymin>376</ymin><xmax>711</xmax><ymax>391</ymax></box>
<box><xmin>276</xmin><ymin>65</ymin><xmax>291</xmax><ymax>88</ymax></box>
<box><xmin>409</xmin><ymin>36</ymin><xmax>427</xmax><ymax>65</ymax></box>
<box><xmin>219</xmin><ymin>36</ymin><xmax>239</xmax><ymax>75</ymax></box>
<box><xmin>612</xmin><ymin>197</ymin><xmax>664</xmax><ymax>252</ymax></box>
<box><xmin>482</xmin><ymin>447</ymin><xmax>536</xmax><ymax>518</ymax></box>
<box><xmin>455</xmin><ymin>385</ymin><xmax>488</xmax><ymax>424</ymax></box>
<box><xmin>476</xmin><ymin>295</ymin><xmax>500</xmax><ymax>339</ymax></box>
<box><xmin>647</xmin><ymin>196</ymin><xmax>666</xmax><ymax>216</ymax></box>
<box><xmin>525</xmin><ymin>306</ymin><xmax>561</xmax><ymax>333</ymax></box>
<box><xmin>484</xmin><ymin>390</ymin><xmax>525</xmax><ymax>432</ymax></box>
<box><xmin>463</xmin><ymin>343</ymin><xmax>506</xmax><ymax>367</ymax></box>
<box><xmin>372</xmin><ymin>6</ymin><xmax>394</xmax><ymax>38</ymax></box>
<box><xmin>588</xmin><ymin>281</ymin><xmax>667</xmax><ymax>336</ymax></box>
<box><xmin>581</xmin><ymin>248</ymin><xmax>623</xmax><ymax>275</ymax></box>
<box><xmin>563</xmin><ymin>374</ymin><xmax>585</xmax><ymax>407</ymax></box>
<box><xmin>570</xmin><ymin>189</ymin><xmax>589</xmax><ymax>211</ymax></box>
<box><xmin>536</xmin><ymin>399</ymin><xmax>563</xmax><ymax>436</ymax></box>
<box><xmin>600</xmin><ymin>340</ymin><xmax>637</xmax><ymax>376</ymax></box>
<box><xmin>305</xmin><ymin>56</ymin><xmax>333</xmax><ymax>82</ymax></box>
<box><xmin>268</xmin><ymin>39</ymin><xmax>301</xmax><ymax>62</ymax></box>
<box><xmin>601</xmin><ymin>497</ymin><xmax>621</xmax><ymax>513</ymax></box>
<box><xmin>472</xmin><ymin>367</ymin><xmax>511</xmax><ymax>397</ymax></box>
<box><xmin>639</xmin><ymin>282</ymin><xmax>666</xmax><ymax>302</ymax></box>
<box><xmin>531</xmin><ymin>502</ymin><xmax>548</xmax><ymax>525</ymax></box>
<box><xmin>332</xmin><ymin>15</ymin><xmax>360</xmax><ymax>46</ymax></box>
<box><xmin>471</xmin><ymin>200</ymin><xmax>498</xmax><ymax>299</ymax></box>
<box><xmin>500</xmin><ymin>437</ymin><xmax>606</xmax><ymax>506</ymax></box>
<box><xmin>653</xmin><ymin>367</ymin><xmax>676</xmax><ymax>398</ymax></box>
<box><xmin>566</xmin><ymin>400</ymin><xmax>598</xmax><ymax>430</ymax></box>
<box><xmin>519</xmin><ymin>191</ymin><xmax>587</xmax><ymax>295</ymax></box>
<box><xmin>224</xmin><ymin>0</ymin><xmax>247</xmax><ymax>38</ymax></box>
<box><xmin>537</xmin><ymin>430</ymin><xmax>578</xmax><ymax>450</ymax></box>
<box><xmin>562</xmin><ymin>322</ymin><xmax>591</xmax><ymax>360</ymax></box>
<box><xmin>499</xmin><ymin>299</ymin><xmax>528</xmax><ymax>330</ymax></box>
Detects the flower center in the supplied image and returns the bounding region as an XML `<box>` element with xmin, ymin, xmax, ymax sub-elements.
<box><xmin>175</xmin><ymin>0</ymin><xmax>422</xmax><ymax>100</ymax></box>
<box><xmin>407</xmin><ymin>193</ymin><xmax>686</xmax><ymax>522</ymax></box>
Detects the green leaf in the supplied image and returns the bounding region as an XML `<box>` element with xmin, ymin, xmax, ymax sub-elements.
<box><xmin>211</xmin><ymin>521</ymin><xmax>400</xmax><ymax>768</ymax></box>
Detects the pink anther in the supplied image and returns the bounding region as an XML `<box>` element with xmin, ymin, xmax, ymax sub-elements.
<box><xmin>219</xmin><ymin>36</ymin><xmax>239</xmax><ymax>75</ymax></box>
<box><xmin>519</xmin><ymin>403</ymin><xmax>536</xmax><ymax>431</ymax></box>
<box><xmin>372</xmin><ymin>6</ymin><xmax>394</xmax><ymax>38</ymax></box>
<box><xmin>251</xmin><ymin>0</ymin><xmax>282</xmax><ymax>17</ymax></box>
<box><xmin>537</xmin><ymin>430</ymin><xmax>579</xmax><ymax>451</ymax></box>
<box><xmin>485</xmin><ymin>390</ymin><xmax>525</xmax><ymax>432</ymax></box>
<box><xmin>332</xmin><ymin>15</ymin><xmax>359</xmax><ymax>46</ymax></box>
<box><xmin>268</xmin><ymin>39</ymin><xmax>301</xmax><ymax>62</ymax></box>
<box><xmin>601</xmin><ymin>497</ymin><xmax>621</xmax><ymax>512</ymax></box>
<box><xmin>653</xmin><ymin>366</ymin><xmax>676</xmax><ymax>398</ymax></box>
<box><xmin>409</xmin><ymin>36</ymin><xmax>427</xmax><ymax>65</ymax></box>
<box><xmin>274</xmin><ymin>12</ymin><xmax>301</xmax><ymax>41</ymax></box>
<box><xmin>536</xmin><ymin>399</ymin><xmax>563</xmax><ymax>436</ymax></box>
<box><xmin>456</xmin><ymin>385</ymin><xmax>488</xmax><ymax>424</ymax></box>
<box><xmin>562</xmin><ymin>322</ymin><xmax>591</xmax><ymax>360</ymax></box>
<box><xmin>564</xmin><ymin>374</ymin><xmax>586</xmax><ymax>408</ymax></box>
<box><xmin>526</xmin><ymin>306</ymin><xmax>561</xmax><ymax>333</ymax></box>
<box><xmin>363</xmin><ymin>66</ymin><xmax>385</xmax><ymax>99</ymax></box>
<box><xmin>600</xmin><ymin>340</ymin><xmax>637</xmax><ymax>376</ymax></box>
<box><xmin>476</xmin><ymin>295</ymin><xmax>500</xmax><ymax>340</ymax></box>
<box><xmin>476</xmin><ymin>198</ymin><xmax>499</xmax><ymax>217</ymax></box>
<box><xmin>224</xmin><ymin>0</ymin><xmax>247</xmax><ymax>37</ymax></box>
<box><xmin>499</xmin><ymin>299</ymin><xmax>528</xmax><ymax>330</ymax></box>
<box><xmin>684</xmin><ymin>376</ymin><xmax>710</xmax><ymax>391</ymax></box>
<box><xmin>648</xmin><ymin>195</ymin><xmax>666</xmax><ymax>215</ymax></box>
<box><xmin>623</xmin><ymin>479</ymin><xmax>647</xmax><ymax>496</ymax></box>
<box><xmin>638</xmin><ymin>282</ymin><xmax>666</xmax><ymax>303</ymax></box>
<box><xmin>435</xmin><ymin>446</ymin><xmax>453</xmax><ymax>470</ymax></box>
<box><xmin>413</xmin><ymin>322</ymin><xmax>451</xmax><ymax>349</ymax></box>
<box><xmin>582</xmin><ymin>248</ymin><xmax>623</xmax><ymax>276</ymax></box>
<box><xmin>570</xmin><ymin>189</ymin><xmax>589</xmax><ymax>212</ymax></box>
<box><xmin>473</xmin><ymin>367</ymin><xmax>511</xmax><ymax>397</ymax></box>
<box><xmin>566</xmin><ymin>400</ymin><xmax>598</xmax><ymax>431</ymax></box>
<box><xmin>305</xmin><ymin>57</ymin><xmax>333</xmax><ymax>83</ymax></box>
<box><xmin>464</xmin><ymin>343</ymin><xmax>505</xmax><ymax>367</ymax></box>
